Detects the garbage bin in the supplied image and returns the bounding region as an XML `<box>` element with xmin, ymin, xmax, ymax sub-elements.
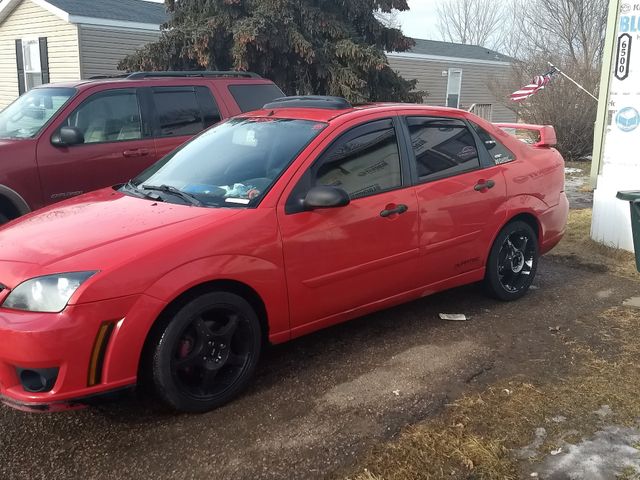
<box><xmin>616</xmin><ymin>190</ymin><xmax>640</xmax><ymax>272</ymax></box>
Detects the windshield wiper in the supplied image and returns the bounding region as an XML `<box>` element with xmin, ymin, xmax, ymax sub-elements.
<box><xmin>142</xmin><ymin>184</ymin><xmax>204</xmax><ymax>207</ymax></box>
<box><xmin>122</xmin><ymin>180</ymin><xmax>163</xmax><ymax>201</ymax></box>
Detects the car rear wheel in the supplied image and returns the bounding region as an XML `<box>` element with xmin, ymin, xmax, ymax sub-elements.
<box><xmin>150</xmin><ymin>291</ymin><xmax>262</xmax><ymax>413</ymax></box>
<box><xmin>484</xmin><ymin>220</ymin><xmax>539</xmax><ymax>301</ymax></box>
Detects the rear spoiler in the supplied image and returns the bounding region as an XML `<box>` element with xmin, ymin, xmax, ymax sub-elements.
<box><xmin>494</xmin><ymin>123</ymin><xmax>557</xmax><ymax>148</ymax></box>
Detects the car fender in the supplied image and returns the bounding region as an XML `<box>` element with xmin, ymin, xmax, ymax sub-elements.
<box><xmin>103</xmin><ymin>254</ymin><xmax>290</xmax><ymax>385</ymax></box>
<box><xmin>145</xmin><ymin>254</ymin><xmax>290</xmax><ymax>339</ymax></box>
<box><xmin>487</xmin><ymin>194</ymin><xmax>547</xmax><ymax>252</ymax></box>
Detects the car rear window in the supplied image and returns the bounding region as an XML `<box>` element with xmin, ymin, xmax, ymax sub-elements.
<box><xmin>151</xmin><ymin>86</ymin><xmax>221</xmax><ymax>137</ymax></box>
<box><xmin>228</xmin><ymin>84</ymin><xmax>285</xmax><ymax>112</ymax></box>
<box><xmin>407</xmin><ymin>117</ymin><xmax>481</xmax><ymax>182</ymax></box>
<box><xmin>471</xmin><ymin>122</ymin><xmax>516</xmax><ymax>164</ymax></box>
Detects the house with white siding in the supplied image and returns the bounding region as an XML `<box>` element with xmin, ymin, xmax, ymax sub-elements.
<box><xmin>388</xmin><ymin>39</ymin><xmax>517</xmax><ymax>123</ymax></box>
<box><xmin>0</xmin><ymin>0</ymin><xmax>167</xmax><ymax>108</ymax></box>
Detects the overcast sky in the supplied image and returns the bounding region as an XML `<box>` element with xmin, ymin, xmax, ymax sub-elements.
<box><xmin>398</xmin><ymin>1</ymin><xmax>440</xmax><ymax>40</ymax></box>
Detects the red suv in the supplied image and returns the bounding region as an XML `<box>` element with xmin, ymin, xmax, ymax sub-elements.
<box><xmin>0</xmin><ymin>71</ymin><xmax>283</xmax><ymax>222</ymax></box>
<box><xmin>0</xmin><ymin>97</ymin><xmax>568</xmax><ymax>413</ymax></box>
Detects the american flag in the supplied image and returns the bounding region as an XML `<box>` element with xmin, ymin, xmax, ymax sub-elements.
<box><xmin>510</xmin><ymin>68</ymin><xmax>559</xmax><ymax>102</ymax></box>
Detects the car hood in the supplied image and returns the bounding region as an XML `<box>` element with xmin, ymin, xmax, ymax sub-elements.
<box><xmin>0</xmin><ymin>138</ymin><xmax>20</xmax><ymax>147</ymax></box>
<box><xmin>0</xmin><ymin>188</ymin><xmax>241</xmax><ymax>285</ymax></box>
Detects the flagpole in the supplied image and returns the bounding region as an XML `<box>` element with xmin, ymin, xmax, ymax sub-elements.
<box><xmin>548</xmin><ymin>62</ymin><xmax>599</xmax><ymax>101</ymax></box>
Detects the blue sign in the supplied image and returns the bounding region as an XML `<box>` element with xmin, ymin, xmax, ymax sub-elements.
<box><xmin>616</xmin><ymin>107</ymin><xmax>640</xmax><ymax>132</ymax></box>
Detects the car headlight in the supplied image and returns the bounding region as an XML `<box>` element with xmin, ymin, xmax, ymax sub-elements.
<box><xmin>3</xmin><ymin>271</ymin><xmax>97</xmax><ymax>313</ymax></box>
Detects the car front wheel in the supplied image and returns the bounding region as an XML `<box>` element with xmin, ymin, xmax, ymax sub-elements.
<box><xmin>484</xmin><ymin>220</ymin><xmax>539</xmax><ymax>301</ymax></box>
<box><xmin>150</xmin><ymin>291</ymin><xmax>262</xmax><ymax>413</ymax></box>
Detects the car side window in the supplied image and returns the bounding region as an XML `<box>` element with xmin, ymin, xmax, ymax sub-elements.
<box><xmin>195</xmin><ymin>86</ymin><xmax>222</xmax><ymax>129</ymax></box>
<box><xmin>228</xmin><ymin>84</ymin><xmax>285</xmax><ymax>112</ymax></box>
<box><xmin>64</xmin><ymin>89</ymin><xmax>142</xmax><ymax>144</ymax></box>
<box><xmin>406</xmin><ymin>116</ymin><xmax>480</xmax><ymax>182</ymax></box>
<box><xmin>471</xmin><ymin>122</ymin><xmax>516</xmax><ymax>164</ymax></box>
<box><xmin>312</xmin><ymin>119</ymin><xmax>402</xmax><ymax>200</ymax></box>
<box><xmin>152</xmin><ymin>87</ymin><xmax>220</xmax><ymax>137</ymax></box>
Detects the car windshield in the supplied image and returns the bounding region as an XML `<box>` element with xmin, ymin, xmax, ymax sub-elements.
<box><xmin>0</xmin><ymin>87</ymin><xmax>76</xmax><ymax>139</ymax></box>
<box><xmin>126</xmin><ymin>117</ymin><xmax>326</xmax><ymax>208</ymax></box>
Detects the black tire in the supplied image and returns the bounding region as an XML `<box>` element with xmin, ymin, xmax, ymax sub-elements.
<box><xmin>149</xmin><ymin>291</ymin><xmax>262</xmax><ymax>413</ymax></box>
<box><xmin>484</xmin><ymin>220</ymin><xmax>539</xmax><ymax>301</ymax></box>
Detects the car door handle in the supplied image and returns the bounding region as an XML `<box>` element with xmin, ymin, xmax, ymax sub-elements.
<box><xmin>380</xmin><ymin>204</ymin><xmax>409</xmax><ymax>218</ymax></box>
<box><xmin>123</xmin><ymin>148</ymin><xmax>150</xmax><ymax>158</ymax></box>
<box><xmin>474</xmin><ymin>180</ymin><xmax>496</xmax><ymax>191</ymax></box>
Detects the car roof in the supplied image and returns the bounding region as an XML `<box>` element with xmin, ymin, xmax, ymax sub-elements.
<box><xmin>33</xmin><ymin>74</ymin><xmax>274</xmax><ymax>91</ymax></box>
<box><xmin>243</xmin><ymin>103</ymin><xmax>469</xmax><ymax>123</ymax></box>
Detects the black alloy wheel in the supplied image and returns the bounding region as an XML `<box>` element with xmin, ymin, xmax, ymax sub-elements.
<box><xmin>485</xmin><ymin>221</ymin><xmax>539</xmax><ymax>301</ymax></box>
<box><xmin>150</xmin><ymin>291</ymin><xmax>262</xmax><ymax>413</ymax></box>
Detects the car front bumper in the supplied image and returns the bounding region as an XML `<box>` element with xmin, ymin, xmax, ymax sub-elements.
<box><xmin>0</xmin><ymin>293</ymin><xmax>166</xmax><ymax>411</ymax></box>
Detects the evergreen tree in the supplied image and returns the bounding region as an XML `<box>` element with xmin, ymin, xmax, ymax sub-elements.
<box><xmin>119</xmin><ymin>0</ymin><xmax>423</xmax><ymax>103</ymax></box>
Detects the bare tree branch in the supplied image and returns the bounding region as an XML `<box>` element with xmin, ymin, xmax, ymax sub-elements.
<box><xmin>482</xmin><ymin>0</ymin><xmax>606</xmax><ymax>160</ymax></box>
<box><xmin>436</xmin><ymin>0</ymin><xmax>505</xmax><ymax>50</ymax></box>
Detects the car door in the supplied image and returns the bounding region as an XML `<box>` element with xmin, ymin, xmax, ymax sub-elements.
<box><xmin>36</xmin><ymin>87</ymin><xmax>156</xmax><ymax>204</ymax></box>
<box><xmin>277</xmin><ymin>117</ymin><xmax>421</xmax><ymax>332</ymax></box>
<box><xmin>402</xmin><ymin>115</ymin><xmax>508</xmax><ymax>285</ymax></box>
<box><xmin>149</xmin><ymin>86</ymin><xmax>222</xmax><ymax>159</ymax></box>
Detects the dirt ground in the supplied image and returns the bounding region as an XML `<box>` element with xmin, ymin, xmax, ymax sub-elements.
<box><xmin>0</xmin><ymin>162</ymin><xmax>638</xmax><ymax>480</ymax></box>
<box><xmin>564</xmin><ymin>160</ymin><xmax>594</xmax><ymax>210</ymax></box>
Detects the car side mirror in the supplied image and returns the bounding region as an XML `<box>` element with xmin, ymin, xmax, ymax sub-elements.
<box><xmin>303</xmin><ymin>186</ymin><xmax>350</xmax><ymax>210</ymax></box>
<box><xmin>51</xmin><ymin>126</ymin><xmax>84</xmax><ymax>146</ymax></box>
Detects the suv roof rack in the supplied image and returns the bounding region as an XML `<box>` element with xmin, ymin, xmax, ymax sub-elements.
<box><xmin>124</xmin><ymin>71</ymin><xmax>261</xmax><ymax>80</ymax></box>
<box><xmin>88</xmin><ymin>74</ymin><xmax>130</xmax><ymax>79</ymax></box>
<box><xmin>263</xmin><ymin>96</ymin><xmax>353</xmax><ymax>110</ymax></box>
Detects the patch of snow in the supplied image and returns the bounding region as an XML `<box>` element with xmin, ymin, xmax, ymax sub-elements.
<box><xmin>565</xmin><ymin>167</ymin><xmax>584</xmax><ymax>175</ymax></box>
<box><xmin>534</xmin><ymin>426</ymin><xmax>640</xmax><ymax>480</ymax></box>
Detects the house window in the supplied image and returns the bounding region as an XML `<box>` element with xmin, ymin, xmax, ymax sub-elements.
<box><xmin>446</xmin><ymin>69</ymin><xmax>462</xmax><ymax>109</ymax></box>
<box><xmin>15</xmin><ymin>37</ymin><xmax>49</xmax><ymax>95</ymax></box>
<box><xmin>22</xmin><ymin>39</ymin><xmax>42</xmax><ymax>91</ymax></box>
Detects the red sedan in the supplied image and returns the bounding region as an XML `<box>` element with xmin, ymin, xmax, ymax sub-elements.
<box><xmin>0</xmin><ymin>97</ymin><xmax>568</xmax><ymax>412</ymax></box>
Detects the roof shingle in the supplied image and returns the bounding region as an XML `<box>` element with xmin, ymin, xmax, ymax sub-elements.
<box><xmin>399</xmin><ymin>38</ymin><xmax>512</xmax><ymax>63</ymax></box>
<box><xmin>46</xmin><ymin>0</ymin><xmax>168</xmax><ymax>25</ymax></box>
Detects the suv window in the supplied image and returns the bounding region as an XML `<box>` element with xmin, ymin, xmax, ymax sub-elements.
<box><xmin>407</xmin><ymin>116</ymin><xmax>480</xmax><ymax>182</ymax></box>
<box><xmin>228</xmin><ymin>84</ymin><xmax>285</xmax><ymax>112</ymax></box>
<box><xmin>152</xmin><ymin>87</ymin><xmax>219</xmax><ymax>137</ymax></box>
<box><xmin>64</xmin><ymin>89</ymin><xmax>141</xmax><ymax>144</ymax></box>
<box><xmin>471</xmin><ymin>122</ymin><xmax>516</xmax><ymax>164</ymax></box>
<box><xmin>313</xmin><ymin>119</ymin><xmax>402</xmax><ymax>200</ymax></box>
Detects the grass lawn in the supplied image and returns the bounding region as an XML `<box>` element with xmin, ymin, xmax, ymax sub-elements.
<box><xmin>345</xmin><ymin>210</ymin><xmax>640</xmax><ymax>480</ymax></box>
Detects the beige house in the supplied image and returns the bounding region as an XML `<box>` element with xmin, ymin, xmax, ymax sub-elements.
<box><xmin>0</xmin><ymin>0</ymin><xmax>166</xmax><ymax>108</ymax></box>
<box><xmin>388</xmin><ymin>39</ymin><xmax>517</xmax><ymax>123</ymax></box>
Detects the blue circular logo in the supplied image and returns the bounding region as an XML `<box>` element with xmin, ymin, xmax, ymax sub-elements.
<box><xmin>616</xmin><ymin>107</ymin><xmax>640</xmax><ymax>132</ymax></box>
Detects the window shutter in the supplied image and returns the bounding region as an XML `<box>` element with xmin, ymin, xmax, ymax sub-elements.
<box><xmin>15</xmin><ymin>39</ymin><xmax>25</xmax><ymax>95</ymax></box>
<box><xmin>39</xmin><ymin>37</ymin><xmax>50</xmax><ymax>84</ymax></box>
